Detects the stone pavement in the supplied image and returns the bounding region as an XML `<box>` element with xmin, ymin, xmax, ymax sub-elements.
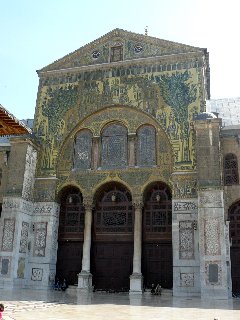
<box><xmin>1</xmin><ymin>288</ymin><xmax>240</xmax><ymax>320</ymax></box>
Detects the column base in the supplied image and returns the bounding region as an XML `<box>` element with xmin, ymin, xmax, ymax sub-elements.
<box><xmin>77</xmin><ymin>271</ymin><xmax>93</xmax><ymax>292</ymax></box>
<box><xmin>129</xmin><ymin>273</ymin><xmax>143</xmax><ymax>294</ymax></box>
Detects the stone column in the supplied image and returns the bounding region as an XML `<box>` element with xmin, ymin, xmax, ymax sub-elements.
<box><xmin>130</xmin><ymin>199</ymin><xmax>143</xmax><ymax>294</ymax></box>
<box><xmin>128</xmin><ymin>133</ymin><xmax>136</xmax><ymax>167</ymax></box>
<box><xmin>194</xmin><ymin>116</ymin><xmax>230</xmax><ymax>299</ymax></box>
<box><xmin>78</xmin><ymin>199</ymin><xmax>93</xmax><ymax>291</ymax></box>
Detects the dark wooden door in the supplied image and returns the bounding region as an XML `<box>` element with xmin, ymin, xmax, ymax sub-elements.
<box><xmin>142</xmin><ymin>183</ymin><xmax>172</xmax><ymax>289</ymax></box>
<box><xmin>143</xmin><ymin>243</ymin><xmax>172</xmax><ymax>289</ymax></box>
<box><xmin>231</xmin><ymin>248</ymin><xmax>240</xmax><ymax>294</ymax></box>
<box><xmin>229</xmin><ymin>202</ymin><xmax>240</xmax><ymax>295</ymax></box>
<box><xmin>56</xmin><ymin>241</ymin><xmax>83</xmax><ymax>285</ymax></box>
<box><xmin>92</xmin><ymin>242</ymin><xmax>133</xmax><ymax>291</ymax></box>
<box><xmin>56</xmin><ymin>190</ymin><xmax>84</xmax><ymax>285</ymax></box>
<box><xmin>92</xmin><ymin>186</ymin><xmax>133</xmax><ymax>292</ymax></box>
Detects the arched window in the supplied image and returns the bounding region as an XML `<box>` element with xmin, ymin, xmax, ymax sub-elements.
<box><xmin>73</xmin><ymin>129</ymin><xmax>92</xmax><ymax>170</ymax></box>
<box><xmin>101</xmin><ymin>123</ymin><xmax>127</xmax><ymax>169</ymax></box>
<box><xmin>137</xmin><ymin>125</ymin><xmax>156</xmax><ymax>167</ymax></box>
<box><xmin>224</xmin><ymin>153</ymin><xmax>239</xmax><ymax>185</ymax></box>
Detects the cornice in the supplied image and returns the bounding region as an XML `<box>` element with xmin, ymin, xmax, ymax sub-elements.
<box><xmin>38</xmin><ymin>51</ymin><xmax>205</xmax><ymax>78</ymax></box>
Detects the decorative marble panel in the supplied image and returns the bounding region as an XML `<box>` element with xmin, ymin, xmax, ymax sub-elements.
<box><xmin>0</xmin><ymin>257</ymin><xmax>11</xmax><ymax>277</ymax></box>
<box><xmin>204</xmin><ymin>218</ymin><xmax>221</xmax><ymax>256</ymax></box>
<box><xmin>17</xmin><ymin>257</ymin><xmax>25</xmax><ymax>278</ymax></box>
<box><xmin>225</xmin><ymin>221</ymin><xmax>230</xmax><ymax>259</ymax></box>
<box><xmin>1</xmin><ymin>219</ymin><xmax>15</xmax><ymax>252</ymax></box>
<box><xmin>199</xmin><ymin>192</ymin><xmax>223</xmax><ymax>208</ymax></box>
<box><xmin>33</xmin><ymin>203</ymin><xmax>60</xmax><ymax>216</ymax></box>
<box><xmin>52</xmin><ymin>218</ymin><xmax>59</xmax><ymax>252</ymax></box>
<box><xmin>205</xmin><ymin>261</ymin><xmax>222</xmax><ymax>286</ymax></box>
<box><xmin>180</xmin><ymin>273</ymin><xmax>194</xmax><ymax>287</ymax></box>
<box><xmin>2</xmin><ymin>199</ymin><xmax>19</xmax><ymax>210</ymax></box>
<box><xmin>22</xmin><ymin>145</ymin><xmax>37</xmax><ymax>200</ymax></box>
<box><xmin>33</xmin><ymin>222</ymin><xmax>47</xmax><ymax>257</ymax></box>
<box><xmin>74</xmin><ymin>129</ymin><xmax>92</xmax><ymax>170</ymax></box>
<box><xmin>179</xmin><ymin>221</ymin><xmax>194</xmax><ymax>259</ymax></box>
<box><xmin>137</xmin><ymin>125</ymin><xmax>156</xmax><ymax>166</ymax></box>
<box><xmin>101</xmin><ymin>124</ymin><xmax>127</xmax><ymax>168</ymax></box>
<box><xmin>19</xmin><ymin>222</ymin><xmax>29</xmax><ymax>253</ymax></box>
<box><xmin>173</xmin><ymin>200</ymin><xmax>197</xmax><ymax>213</ymax></box>
<box><xmin>31</xmin><ymin>268</ymin><xmax>43</xmax><ymax>281</ymax></box>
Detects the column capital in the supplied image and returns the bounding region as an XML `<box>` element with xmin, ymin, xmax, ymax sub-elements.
<box><xmin>83</xmin><ymin>196</ymin><xmax>94</xmax><ymax>211</ymax></box>
<box><xmin>133</xmin><ymin>200</ymin><xmax>143</xmax><ymax>210</ymax></box>
<box><xmin>132</xmin><ymin>193</ymin><xmax>143</xmax><ymax>209</ymax></box>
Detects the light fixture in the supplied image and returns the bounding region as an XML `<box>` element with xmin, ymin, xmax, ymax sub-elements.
<box><xmin>156</xmin><ymin>194</ymin><xmax>160</xmax><ymax>202</ymax></box>
<box><xmin>68</xmin><ymin>196</ymin><xmax>73</xmax><ymax>204</ymax></box>
<box><xmin>111</xmin><ymin>193</ymin><xmax>116</xmax><ymax>202</ymax></box>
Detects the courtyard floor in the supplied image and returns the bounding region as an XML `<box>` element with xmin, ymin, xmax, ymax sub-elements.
<box><xmin>1</xmin><ymin>288</ymin><xmax>240</xmax><ymax>320</ymax></box>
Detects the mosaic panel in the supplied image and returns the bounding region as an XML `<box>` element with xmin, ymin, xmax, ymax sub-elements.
<box><xmin>17</xmin><ymin>257</ymin><xmax>25</xmax><ymax>278</ymax></box>
<box><xmin>204</xmin><ymin>218</ymin><xmax>221</xmax><ymax>256</ymax></box>
<box><xmin>35</xmin><ymin>62</ymin><xmax>202</xmax><ymax>175</ymax></box>
<box><xmin>19</xmin><ymin>222</ymin><xmax>29</xmax><ymax>253</ymax></box>
<box><xmin>205</xmin><ymin>261</ymin><xmax>222</xmax><ymax>286</ymax></box>
<box><xmin>1</xmin><ymin>219</ymin><xmax>15</xmax><ymax>252</ymax></box>
<box><xmin>180</xmin><ymin>273</ymin><xmax>194</xmax><ymax>287</ymax></box>
<box><xmin>101</xmin><ymin>124</ymin><xmax>128</xmax><ymax>169</ymax></box>
<box><xmin>33</xmin><ymin>222</ymin><xmax>47</xmax><ymax>257</ymax></box>
<box><xmin>0</xmin><ymin>257</ymin><xmax>11</xmax><ymax>277</ymax></box>
<box><xmin>179</xmin><ymin>221</ymin><xmax>194</xmax><ymax>259</ymax></box>
<box><xmin>31</xmin><ymin>268</ymin><xmax>43</xmax><ymax>281</ymax></box>
<box><xmin>137</xmin><ymin>125</ymin><xmax>156</xmax><ymax>167</ymax></box>
<box><xmin>73</xmin><ymin>129</ymin><xmax>92</xmax><ymax>170</ymax></box>
<box><xmin>172</xmin><ymin>179</ymin><xmax>197</xmax><ymax>199</ymax></box>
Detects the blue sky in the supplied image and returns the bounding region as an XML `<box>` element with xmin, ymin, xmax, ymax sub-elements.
<box><xmin>1</xmin><ymin>0</ymin><xmax>239</xmax><ymax>119</ymax></box>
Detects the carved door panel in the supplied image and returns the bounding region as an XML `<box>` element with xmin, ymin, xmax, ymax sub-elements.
<box><xmin>142</xmin><ymin>243</ymin><xmax>172</xmax><ymax>289</ymax></box>
<box><xmin>229</xmin><ymin>202</ymin><xmax>240</xmax><ymax>294</ymax></box>
<box><xmin>91</xmin><ymin>242</ymin><xmax>133</xmax><ymax>291</ymax></box>
<box><xmin>142</xmin><ymin>183</ymin><xmax>173</xmax><ymax>289</ymax></box>
<box><xmin>92</xmin><ymin>186</ymin><xmax>133</xmax><ymax>292</ymax></box>
<box><xmin>56</xmin><ymin>241</ymin><xmax>83</xmax><ymax>285</ymax></box>
<box><xmin>57</xmin><ymin>189</ymin><xmax>85</xmax><ymax>285</ymax></box>
<box><xmin>231</xmin><ymin>248</ymin><xmax>240</xmax><ymax>294</ymax></box>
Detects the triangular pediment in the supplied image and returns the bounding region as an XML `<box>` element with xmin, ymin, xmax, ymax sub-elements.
<box><xmin>38</xmin><ymin>28</ymin><xmax>204</xmax><ymax>73</ymax></box>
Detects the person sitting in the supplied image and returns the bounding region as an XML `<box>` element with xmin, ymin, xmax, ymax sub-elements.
<box><xmin>61</xmin><ymin>278</ymin><xmax>68</xmax><ymax>291</ymax></box>
<box><xmin>154</xmin><ymin>283</ymin><xmax>162</xmax><ymax>295</ymax></box>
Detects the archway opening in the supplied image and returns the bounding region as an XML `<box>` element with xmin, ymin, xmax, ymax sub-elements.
<box><xmin>142</xmin><ymin>181</ymin><xmax>172</xmax><ymax>289</ymax></box>
<box><xmin>229</xmin><ymin>201</ymin><xmax>240</xmax><ymax>295</ymax></box>
<box><xmin>56</xmin><ymin>186</ymin><xmax>84</xmax><ymax>285</ymax></box>
<box><xmin>91</xmin><ymin>182</ymin><xmax>133</xmax><ymax>292</ymax></box>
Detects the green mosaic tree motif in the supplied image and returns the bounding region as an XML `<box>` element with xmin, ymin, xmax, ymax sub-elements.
<box><xmin>42</xmin><ymin>85</ymin><xmax>78</xmax><ymax>134</ymax></box>
<box><xmin>156</xmin><ymin>71</ymin><xmax>197</xmax><ymax>163</ymax></box>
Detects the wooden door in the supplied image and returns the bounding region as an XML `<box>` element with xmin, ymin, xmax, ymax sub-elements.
<box><xmin>142</xmin><ymin>183</ymin><xmax>172</xmax><ymax>289</ymax></box>
<box><xmin>142</xmin><ymin>243</ymin><xmax>172</xmax><ymax>289</ymax></box>
<box><xmin>56</xmin><ymin>190</ymin><xmax>84</xmax><ymax>285</ymax></box>
<box><xmin>92</xmin><ymin>242</ymin><xmax>133</xmax><ymax>292</ymax></box>
<box><xmin>92</xmin><ymin>186</ymin><xmax>133</xmax><ymax>292</ymax></box>
<box><xmin>229</xmin><ymin>202</ymin><xmax>240</xmax><ymax>295</ymax></box>
<box><xmin>56</xmin><ymin>241</ymin><xmax>83</xmax><ymax>285</ymax></box>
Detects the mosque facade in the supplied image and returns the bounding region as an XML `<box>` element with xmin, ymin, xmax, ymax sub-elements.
<box><xmin>0</xmin><ymin>29</ymin><xmax>239</xmax><ymax>298</ymax></box>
